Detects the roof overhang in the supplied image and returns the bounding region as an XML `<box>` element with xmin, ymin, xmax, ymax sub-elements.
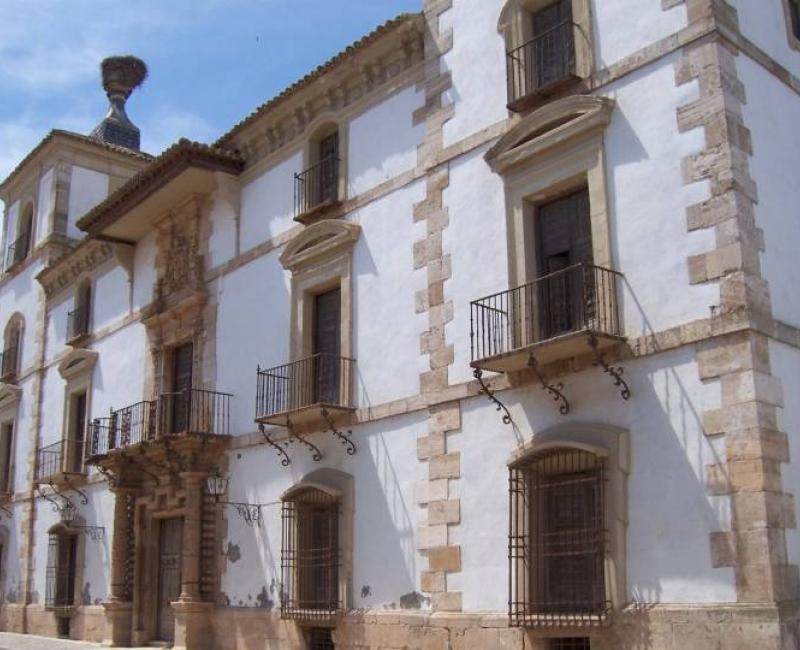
<box><xmin>76</xmin><ymin>139</ymin><xmax>245</xmax><ymax>241</ymax></box>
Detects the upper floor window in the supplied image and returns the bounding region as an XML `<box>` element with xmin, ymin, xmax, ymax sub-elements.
<box><xmin>787</xmin><ymin>0</ymin><xmax>800</xmax><ymax>44</ymax></box>
<box><xmin>1</xmin><ymin>316</ymin><xmax>23</xmax><ymax>383</ymax></box>
<box><xmin>500</xmin><ymin>0</ymin><xmax>594</xmax><ymax>112</ymax></box>
<box><xmin>5</xmin><ymin>203</ymin><xmax>33</xmax><ymax>271</ymax></box>
<box><xmin>295</xmin><ymin>125</ymin><xmax>345</xmax><ymax>223</ymax></box>
<box><xmin>0</xmin><ymin>421</ymin><xmax>13</xmax><ymax>494</ymax></box>
<box><xmin>67</xmin><ymin>281</ymin><xmax>92</xmax><ymax>344</ymax></box>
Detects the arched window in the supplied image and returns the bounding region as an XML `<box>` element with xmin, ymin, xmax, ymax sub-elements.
<box><xmin>45</xmin><ymin>524</ymin><xmax>79</xmax><ymax>608</ymax></box>
<box><xmin>295</xmin><ymin>122</ymin><xmax>345</xmax><ymax>221</ymax></box>
<box><xmin>508</xmin><ymin>426</ymin><xmax>628</xmax><ymax>629</ymax></box>
<box><xmin>1</xmin><ymin>315</ymin><xmax>23</xmax><ymax>382</ymax></box>
<box><xmin>68</xmin><ymin>280</ymin><xmax>92</xmax><ymax>342</ymax></box>
<box><xmin>6</xmin><ymin>203</ymin><xmax>34</xmax><ymax>269</ymax></box>
<box><xmin>498</xmin><ymin>0</ymin><xmax>594</xmax><ymax>112</ymax></box>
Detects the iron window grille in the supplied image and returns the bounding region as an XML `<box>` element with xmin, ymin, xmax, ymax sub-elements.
<box><xmin>281</xmin><ymin>487</ymin><xmax>341</xmax><ymax>621</ymax></box>
<box><xmin>4</xmin><ymin>228</ymin><xmax>31</xmax><ymax>271</ymax></box>
<box><xmin>45</xmin><ymin>531</ymin><xmax>77</xmax><ymax>608</ymax></box>
<box><xmin>67</xmin><ymin>301</ymin><xmax>91</xmax><ymax>342</ymax></box>
<box><xmin>509</xmin><ymin>448</ymin><xmax>609</xmax><ymax>627</ymax></box>
<box><xmin>551</xmin><ymin>639</ymin><xmax>591</xmax><ymax>650</ymax></box>
<box><xmin>0</xmin><ymin>342</ymin><xmax>18</xmax><ymax>381</ymax></box>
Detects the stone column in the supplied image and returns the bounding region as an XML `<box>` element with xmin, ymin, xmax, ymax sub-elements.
<box><xmin>103</xmin><ymin>486</ymin><xmax>134</xmax><ymax>646</ymax></box>
<box><xmin>179</xmin><ymin>472</ymin><xmax>205</xmax><ymax>602</ymax></box>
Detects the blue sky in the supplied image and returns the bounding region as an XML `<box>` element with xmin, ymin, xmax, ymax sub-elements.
<box><xmin>0</xmin><ymin>0</ymin><xmax>421</xmax><ymax>180</ymax></box>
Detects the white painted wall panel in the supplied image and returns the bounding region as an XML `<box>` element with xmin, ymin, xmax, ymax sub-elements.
<box><xmin>353</xmin><ymin>180</ymin><xmax>426</xmax><ymax>406</ymax></box>
<box><xmin>348</xmin><ymin>87</ymin><xmax>425</xmax><ymax>197</ymax></box>
<box><xmin>36</xmin><ymin>169</ymin><xmax>54</xmax><ymax>246</ymax></box>
<box><xmin>132</xmin><ymin>231</ymin><xmax>157</xmax><ymax>312</ymax></box>
<box><xmin>93</xmin><ymin>265</ymin><xmax>129</xmax><ymax>332</ymax></box>
<box><xmin>2</xmin><ymin>201</ymin><xmax>19</xmax><ymax>265</ymax></box>
<box><xmin>729</xmin><ymin>0</ymin><xmax>800</xmax><ymax>79</ymax></box>
<box><xmin>0</xmin><ymin>261</ymin><xmax>42</xmax><ymax>371</ymax></box>
<box><xmin>91</xmin><ymin>324</ymin><xmax>147</xmax><ymax>416</ymax></box>
<box><xmin>738</xmin><ymin>55</ymin><xmax>800</xmax><ymax>328</ymax></box>
<box><xmin>240</xmin><ymin>152</ymin><xmax>301</xmax><ymax>250</ymax></box>
<box><xmin>208</xmin><ymin>191</ymin><xmax>238</xmax><ymax>269</ymax></box>
<box><xmin>67</xmin><ymin>166</ymin><xmax>108</xmax><ymax>240</ymax></box>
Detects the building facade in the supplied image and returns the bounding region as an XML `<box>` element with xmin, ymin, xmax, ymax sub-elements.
<box><xmin>1</xmin><ymin>1</ymin><xmax>800</xmax><ymax>648</ymax></box>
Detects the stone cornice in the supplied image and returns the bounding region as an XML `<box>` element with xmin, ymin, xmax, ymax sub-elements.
<box><xmin>35</xmin><ymin>238</ymin><xmax>126</xmax><ymax>301</ymax></box>
<box><xmin>217</xmin><ymin>14</ymin><xmax>425</xmax><ymax>169</ymax></box>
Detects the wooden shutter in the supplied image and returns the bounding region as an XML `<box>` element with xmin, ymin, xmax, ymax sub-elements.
<box><xmin>313</xmin><ymin>289</ymin><xmax>341</xmax><ymax>405</ymax></box>
<box><xmin>170</xmin><ymin>343</ymin><xmax>193</xmax><ymax>433</ymax></box>
<box><xmin>531</xmin><ymin>0</ymin><xmax>574</xmax><ymax>89</ymax></box>
<box><xmin>0</xmin><ymin>422</ymin><xmax>12</xmax><ymax>492</ymax></box>
<box><xmin>317</xmin><ymin>131</ymin><xmax>339</xmax><ymax>204</ymax></box>
<box><xmin>71</xmin><ymin>393</ymin><xmax>87</xmax><ymax>473</ymax></box>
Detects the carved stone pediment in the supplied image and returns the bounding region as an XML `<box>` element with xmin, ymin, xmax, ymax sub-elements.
<box><xmin>280</xmin><ymin>220</ymin><xmax>361</xmax><ymax>272</ymax></box>
<box><xmin>0</xmin><ymin>383</ymin><xmax>22</xmax><ymax>411</ymax></box>
<box><xmin>58</xmin><ymin>348</ymin><xmax>99</xmax><ymax>380</ymax></box>
<box><xmin>36</xmin><ymin>239</ymin><xmax>125</xmax><ymax>300</ymax></box>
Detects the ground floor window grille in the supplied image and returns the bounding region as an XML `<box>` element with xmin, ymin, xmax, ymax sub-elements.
<box><xmin>281</xmin><ymin>486</ymin><xmax>340</xmax><ymax>620</ymax></box>
<box><xmin>307</xmin><ymin>627</ymin><xmax>335</xmax><ymax>650</ymax></box>
<box><xmin>550</xmin><ymin>638</ymin><xmax>591</xmax><ymax>650</ymax></box>
<box><xmin>45</xmin><ymin>531</ymin><xmax>77</xmax><ymax>608</ymax></box>
<box><xmin>509</xmin><ymin>448</ymin><xmax>608</xmax><ymax>626</ymax></box>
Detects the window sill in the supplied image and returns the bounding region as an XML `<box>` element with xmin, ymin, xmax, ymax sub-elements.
<box><xmin>294</xmin><ymin>198</ymin><xmax>343</xmax><ymax>226</ymax></box>
<box><xmin>507</xmin><ymin>74</ymin><xmax>585</xmax><ymax>113</ymax></box>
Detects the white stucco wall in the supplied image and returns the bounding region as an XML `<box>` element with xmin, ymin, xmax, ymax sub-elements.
<box><xmin>132</xmin><ymin>231</ymin><xmax>157</xmax><ymax>312</ymax></box>
<box><xmin>45</xmin><ymin>297</ymin><xmax>71</xmax><ymax>364</ymax></box>
<box><xmin>353</xmin><ymin>180</ymin><xmax>426</xmax><ymax>406</ymax></box>
<box><xmin>0</xmin><ymin>514</ymin><xmax>23</xmax><ymax>602</ymax></box>
<box><xmin>738</xmin><ymin>54</ymin><xmax>800</xmax><ymax>328</ymax></box>
<box><xmin>67</xmin><ymin>166</ymin><xmax>109</xmax><ymax>240</ymax></box>
<box><xmin>240</xmin><ymin>152</ymin><xmax>301</xmax><ymax>250</ymax></box>
<box><xmin>221</xmin><ymin>410</ymin><xmax>424</xmax><ymax>610</ymax></box>
<box><xmin>729</xmin><ymin>0</ymin><xmax>800</xmax><ymax>79</ymax></box>
<box><xmin>207</xmin><ymin>190</ymin><xmax>238</xmax><ymax>270</ymax></box>
<box><xmin>0</xmin><ymin>262</ymin><xmax>42</xmax><ymax>372</ymax></box>
<box><xmin>215</xmin><ymin>248</ymin><xmax>290</xmax><ymax>436</ymax></box>
<box><xmin>2</xmin><ymin>201</ymin><xmax>19</xmax><ymax>266</ymax></box>
<box><xmin>449</xmin><ymin>347</ymin><xmax>733</xmax><ymax>611</ymax></box>
<box><xmin>90</xmin><ymin>324</ymin><xmax>147</xmax><ymax>416</ymax></box>
<box><xmin>36</xmin><ymin>169</ymin><xmax>54</xmax><ymax>247</ymax></box>
<box><xmin>348</xmin><ymin>87</ymin><xmax>425</xmax><ymax>197</ymax></box>
<box><xmin>9</xmin><ymin>382</ymin><xmax>32</xmax><ymax>494</ymax></box>
<box><xmin>594</xmin><ymin>0</ymin><xmax>687</xmax><ymax>67</ymax></box>
<box><xmin>93</xmin><ymin>265</ymin><xmax>130</xmax><ymax>332</ymax></box>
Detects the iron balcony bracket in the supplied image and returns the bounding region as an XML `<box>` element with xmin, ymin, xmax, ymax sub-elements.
<box><xmin>321</xmin><ymin>408</ymin><xmax>356</xmax><ymax>456</ymax></box>
<box><xmin>61</xmin><ymin>475</ymin><xmax>89</xmax><ymax>506</ymax></box>
<box><xmin>258</xmin><ymin>423</ymin><xmax>291</xmax><ymax>467</ymax></box>
<box><xmin>473</xmin><ymin>368</ymin><xmax>513</xmax><ymax>426</ymax></box>
<box><xmin>36</xmin><ymin>485</ymin><xmax>62</xmax><ymax>512</ymax></box>
<box><xmin>125</xmin><ymin>455</ymin><xmax>159</xmax><ymax>486</ymax></box>
<box><xmin>0</xmin><ymin>503</ymin><xmax>11</xmax><ymax>518</ymax></box>
<box><xmin>48</xmin><ymin>481</ymin><xmax>78</xmax><ymax>510</ymax></box>
<box><xmin>286</xmin><ymin>418</ymin><xmax>323</xmax><ymax>462</ymax></box>
<box><xmin>226</xmin><ymin>502</ymin><xmax>262</xmax><ymax>527</ymax></box>
<box><xmin>79</xmin><ymin>525</ymin><xmax>106</xmax><ymax>542</ymax></box>
<box><xmin>588</xmin><ymin>334</ymin><xmax>631</xmax><ymax>401</ymax></box>
<box><xmin>527</xmin><ymin>354</ymin><xmax>570</xmax><ymax>415</ymax></box>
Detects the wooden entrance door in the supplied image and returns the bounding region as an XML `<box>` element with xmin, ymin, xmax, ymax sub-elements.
<box><xmin>536</xmin><ymin>188</ymin><xmax>593</xmax><ymax>339</ymax></box>
<box><xmin>313</xmin><ymin>289</ymin><xmax>341</xmax><ymax>405</ymax></box>
<box><xmin>170</xmin><ymin>343</ymin><xmax>193</xmax><ymax>433</ymax></box>
<box><xmin>156</xmin><ymin>517</ymin><xmax>183</xmax><ymax>642</ymax></box>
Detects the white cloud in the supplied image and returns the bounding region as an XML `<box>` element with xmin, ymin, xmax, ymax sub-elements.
<box><xmin>140</xmin><ymin>106</ymin><xmax>219</xmax><ymax>156</ymax></box>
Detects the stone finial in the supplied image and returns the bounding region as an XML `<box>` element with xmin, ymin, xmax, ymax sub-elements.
<box><xmin>89</xmin><ymin>55</ymin><xmax>148</xmax><ymax>150</ymax></box>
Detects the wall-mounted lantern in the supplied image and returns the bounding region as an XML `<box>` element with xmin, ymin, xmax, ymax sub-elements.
<box><xmin>206</xmin><ymin>468</ymin><xmax>263</xmax><ymax>527</ymax></box>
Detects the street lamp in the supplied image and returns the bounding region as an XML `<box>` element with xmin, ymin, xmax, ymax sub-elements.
<box><xmin>205</xmin><ymin>468</ymin><xmax>261</xmax><ymax>527</ymax></box>
<box><xmin>205</xmin><ymin>468</ymin><xmax>229</xmax><ymax>502</ymax></box>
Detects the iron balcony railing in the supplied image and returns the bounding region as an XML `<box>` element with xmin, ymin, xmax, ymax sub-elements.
<box><xmin>470</xmin><ymin>264</ymin><xmax>622</xmax><ymax>363</ymax></box>
<box><xmin>294</xmin><ymin>155</ymin><xmax>340</xmax><ymax>217</ymax></box>
<box><xmin>86</xmin><ymin>390</ymin><xmax>231</xmax><ymax>459</ymax></box>
<box><xmin>36</xmin><ymin>440</ymin><xmax>63</xmax><ymax>481</ymax></box>
<box><xmin>256</xmin><ymin>354</ymin><xmax>355</xmax><ymax>421</ymax></box>
<box><xmin>4</xmin><ymin>230</ymin><xmax>31</xmax><ymax>270</ymax></box>
<box><xmin>66</xmin><ymin>303</ymin><xmax>90</xmax><ymax>341</ymax></box>
<box><xmin>506</xmin><ymin>20</ymin><xmax>576</xmax><ymax>108</ymax></box>
<box><xmin>0</xmin><ymin>345</ymin><xmax>18</xmax><ymax>381</ymax></box>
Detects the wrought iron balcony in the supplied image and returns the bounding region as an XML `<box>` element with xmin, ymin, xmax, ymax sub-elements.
<box><xmin>66</xmin><ymin>303</ymin><xmax>90</xmax><ymax>342</ymax></box>
<box><xmin>256</xmin><ymin>354</ymin><xmax>355</xmax><ymax>428</ymax></box>
<box><xmin>294</xmin><ymin>155</ymin><xmax>340</xmax><ymax>221</ymax></box>
<box><xmin>4</xmin><ymin>230</ymin><xmax>31</xmax><ymax>270</ymax></box>
<box><xmin>470</xmin><ymin>264</ymin><xmax>623</xmax><ymax>373</ymax></box>
<box><xmin>86</xmin><ymin>390</ymin><xmax>231</xmax><ymax>461</ymax></box>
<box><xmin>506</xmin><ymin>21</ymin><xmax>578</xmax><ymax>111</ymax></box>
<box><xmin>36</xmin><ymin>438</ymin><xmax>88</xmax><ymax>483</ymax></box>
<box><xmin>0</xmin><ymin>345</ymin><xmax>18</xmax><ymax>382</ymax></box>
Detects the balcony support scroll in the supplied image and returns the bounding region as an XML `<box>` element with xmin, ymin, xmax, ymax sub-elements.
<box><xmin>527</xmin><ymin>354</ymin><xmax>570</xmax><ymax>415</ymax></box>
<box><xmin>473</xmin><ymin>368</ymin><xmax>512</xmax><ymax>426</ymax></box>
<box><xmin>322</xmin><ymin>408</ymin><xmax>356</xmax><ymax>456</ymax></box>
<box><xmin>61</xmin><ymin>475</ymin><xmax>89</xmax><ymax>506</ymax></box>
<box><xmin>258</xmin><ymin>423</ymin><xmax>291</xmax><ymax>467</ymax></box>
<box><xmin>588</xmin><ymin>334</ymin><xmax>631</xmax><ymax>401</ymax></box>
<box><xmin>95</xmin><ymin>465</ymin><xmax>117</xmax><ymax>488</ymax></box>
<box><xmin>287</xmin><ymin>418</ymin><xmax>322</xmax><ymax>462</ymax></box>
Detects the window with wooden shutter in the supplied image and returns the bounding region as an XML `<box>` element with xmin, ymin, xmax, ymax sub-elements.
<box><xmin>45</xmin><ymin>531</ymin><xmax>77</xmax><ymax>608</ymax></box>
<box><xmin>0</xmin><ymin>422</ymin><xmax>13</xmax><ymax>492</ymax></box>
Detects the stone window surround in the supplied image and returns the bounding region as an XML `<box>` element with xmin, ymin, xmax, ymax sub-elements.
<box><xmin>67</xmin><ymin>277</ymin><xmax>94</xmax><ymax>345</ymax></box>
<box><xmin>485</xmin><ymin>95</ymin><xmax>615</xmax><ymax>291</ymax></box>
<box><xmin>57</xmin><ymin>349</ymin><xmax>98</xmax><ymax>474</ymax></box>
<box><xmin>301</xmin><ymin>118</ymin><xmax>350</xmax><ymax>209</ymax></box>
<box><xmin>508</xmin><ymin>422</ymin><xmax>629</xmax><ymax>613</ymax></box>
<box><xmin>279</xmin><ymin>220</ymin><xmax>361</xmax><ymax>369</ymax></box>
<box><xmin>783</xmin><ymin>0</ymin><xmax>800</xmax><ymax>51</ymax></box>
<box><xmin>497</xmin><ymin>0</ymin><xmax>596</xmax><ymax>89</ymax></box>
<box><xmin>281</xmin><ymin>468</ymin><xmax>355</xmax><ymax>615</ymax></box>
<box><xmin>0</xmin><ymin>384</ymin><xmax>21</xmax><ymax>495</ymax></box>
<box><xmin>2</xmin><ymin>313</ymin><xmax>25</xmax><ymax>379</ymax></box>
